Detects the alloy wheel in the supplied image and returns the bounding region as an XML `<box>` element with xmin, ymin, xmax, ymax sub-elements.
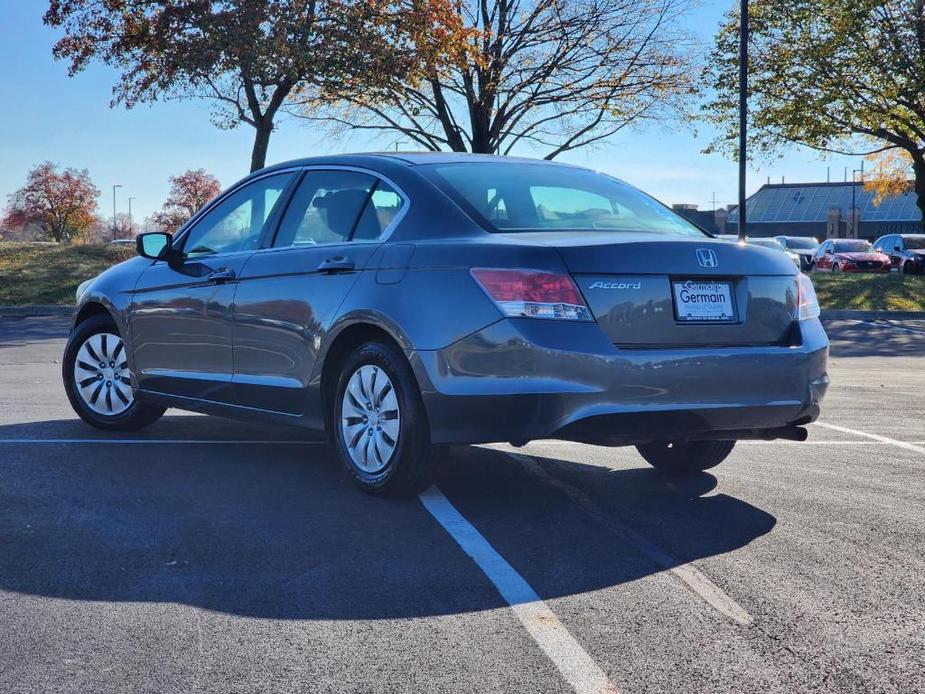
<box><xmin>73</xmin><ymin>332</ymin><xmax>133</xmax><ymax>416</ymax></box>
<box><xmin>340</xmin><ymin>364</ymin><xmax>400</xmax><ymax>473</ymax></box>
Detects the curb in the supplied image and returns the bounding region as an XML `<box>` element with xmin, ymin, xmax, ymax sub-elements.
<box><xmin>0</xmin><ymin>305</ymin><xmax>74</xmax><ymax>318</ymax></box>
<box><xmin>821</xmin><ymin>309</ymin><xmax>925</xmax><ymax>320</ymax></box>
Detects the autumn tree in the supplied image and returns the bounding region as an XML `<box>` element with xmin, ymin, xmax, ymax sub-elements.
<box><xmin>151</xmin><ymin>169</ymin><xmax>222</xmax><ymax>232</ymax></box>
<box><xmin>2</xmin><ymin>162</ymin><xmax>100</xmax><ymax>244</ymax></box>
<box><xmin>308</xmin><ymin>0</ymin><xmax>697</xmax><ymax>157</ymax></box>
<box><xmin>703</xmin><ymin>0</ymin><xmax>925</xmax><ymax>226</ymax></box>
<box><xmin>45</xmin><ymin>0</ymin><xmax>348</xmax><ymax>172</ymax></box>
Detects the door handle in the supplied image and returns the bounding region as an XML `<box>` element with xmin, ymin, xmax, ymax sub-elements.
<box><xmin>317</xmin><ymin>256</ymin><xmax>355</xmax><ymax>274</ymax></box>
<box><xmin>208</xmin><ymin>267</ymin><xmax>236</xmax><ymax>283</ymax></box>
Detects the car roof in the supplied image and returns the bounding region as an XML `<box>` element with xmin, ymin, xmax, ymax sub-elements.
<box><xmin>260</xmin><ymin>151</ymin><xmax>587</xmax><ymax>173</ymax></box>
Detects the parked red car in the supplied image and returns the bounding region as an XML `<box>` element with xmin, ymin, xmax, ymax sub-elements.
<box><xmin>810</xmin><ymin>239</ymin><xmax>890</xmax><ymax>273</ymax></box>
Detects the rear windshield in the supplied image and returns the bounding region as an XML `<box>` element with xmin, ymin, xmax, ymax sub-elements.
<box><xmin>781</xmin><ymin>237</ymin><xmax>818</xmax><ymax>250</ymax></box>
<box><xmin>423</xmin><ymin>162</ymin><xmax>705</xmax><ymax>237</ymax></box>
<box><xmin>834</xmin><ymin>240</ymin><xmax>873</xmax><ymax>252</ymax></box>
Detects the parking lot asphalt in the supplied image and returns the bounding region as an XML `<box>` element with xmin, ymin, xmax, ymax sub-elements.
<box><xmin>0</xmin><ymin>316</ymin><xmax>923</xmax><ymax>693</ymax></box>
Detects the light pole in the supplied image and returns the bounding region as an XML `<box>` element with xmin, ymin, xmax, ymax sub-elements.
<box><xmin>128</xmin><ymin>197</ymin><xmax>136</xmax><ymax>238</ymax></box>
<box><xmin>112</xmin><ymin>184</ymin><xmax>123</xmax><ymax>238</ymax></box>
<box><xmin>850</xmin><ymin>168</ymin><xmax>863</xmax><ymax>238</ymax></box>
<box><xmin>737</xmin><ymin>0</ymin><xmax>749</xmax><ymax>241</ymax></box>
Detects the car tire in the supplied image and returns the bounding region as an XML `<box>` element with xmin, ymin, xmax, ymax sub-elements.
<box><xmin>636</xmin><ymin>440</ymin><xmax>736</xmax><ymax>475</ymax></box>
<box><xmin>832</xmin><ymin>263</ymin><xmax>841</xmax><ymax>272</ymax></box>
<box><xmin>63</xmin><ymin>314</ymin><xmax>166</xmax><ymax>431</ymax></box>
<box><xmin>333</xmin><ymin>341</ymin><xmax>434</xmax><ymax>496</ymax></box>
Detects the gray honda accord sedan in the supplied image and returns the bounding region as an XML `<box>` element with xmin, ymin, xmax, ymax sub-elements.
<box><xmin>64</xmin><ymin>153</ymin><xmax>829</xmax><ymax>495</ymax></box>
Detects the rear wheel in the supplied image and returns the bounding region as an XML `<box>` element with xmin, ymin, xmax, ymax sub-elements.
<box><xmin>832</xmin><ymin>262</ymin><xmax>841</xmax><ymax>272</ymax></box>
<box><xmin>636</xmin><ymin>440</ymin><xmax>736</xmax><ymax>475</ymax></box>
<box><xmin>333</xmin><ymin>341</ymin><xmax>434</xmax><ymax>496</ymax></box>
<box><xmin>63</xmin><ymin>314</ymin><xmax>165</xmax><ymax>431</ymax></box>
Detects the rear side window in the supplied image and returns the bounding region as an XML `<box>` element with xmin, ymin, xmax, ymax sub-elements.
<box><xmin>274</xmin><ymin>171</ymin><xmax>376</xmax><ymax>247</ymax></box>
<box><xmin>274</xmin><ymin>171</ymin><xmax>404</xmax><ymax>246</ymax></box>
<box><xmin>423</xmin><ymin>162</ymin><xmax>704</xmax><ymax>237</ymax></box>
<box><xmin>353</xmin><ymin>182</ymin><xmax>404</xmax><ymax>240</ymax></box>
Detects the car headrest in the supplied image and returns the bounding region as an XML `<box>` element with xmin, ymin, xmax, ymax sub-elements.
<box><xmin>316</xmin><ymin>189</ymin><xmax>369</xmax><ymax>239</ymax></box>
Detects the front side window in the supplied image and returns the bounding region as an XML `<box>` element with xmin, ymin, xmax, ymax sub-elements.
<box><xmin>181</xmin><ymin>173</ymin><xmax>295</xmax><ymax>258</ymax></box>
<box><xmin>274</xmin><ymin>170</ymin><xmax>379</xmax><ymax>247</ymax></box>
<box><xmin>903</xmin><ymin>236</ymin><xmax>925</xmax><ymax>249</ymax></box>
<box><xmin>423</xmin><ymin>162</ymin><xmax>705</xmax><ymax>237</ymax></box>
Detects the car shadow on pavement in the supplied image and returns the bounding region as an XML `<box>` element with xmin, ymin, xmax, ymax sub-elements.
<box><xmin>0</xmin><ymin>420</ymin><xmax>775</xmax><ymax>620</ymax></box>
<box><xmin>825</xmin><ymin>319</ymin><xmax>925</xmax><ymax>357</ymax></box>
<box><xmin>0</xmin><ymin>315</ymin><xmax>71</xmax><ymax>347</ymax></box>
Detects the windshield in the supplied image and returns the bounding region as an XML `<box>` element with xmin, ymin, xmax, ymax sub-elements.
<box><xmin>781</xmin><ymin>237</ymin><xmax>818</xmax><ymax>250</ymax></box>
<box><xmin>423</xmin><ymin>163</ymin><xmax>705</xmax><ymax>236</ymax></box>
<box><xmin>750</xmin><ymin>239</ymin><xmax>786</xmax><ymax>252</ymax></box>
<box><xmin>834</xmin><ymin>240</ymin><xmax>874</xmax><ymax>253</ymax></box>
<box><xmin>904</xmin><ymin>236</ymin><xmax>925</xmax><ymax>249</ymax></box>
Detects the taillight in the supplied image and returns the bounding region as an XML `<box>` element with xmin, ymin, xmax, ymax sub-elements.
<box><xmin>470</xmin><ymin>268</ymin><xmax>592</xmax><ymax>321</ymax></box>
<box><xmin>795</xmin><ymin>273</ymin><xmax>820</xmax><ymax>321</ymax></box>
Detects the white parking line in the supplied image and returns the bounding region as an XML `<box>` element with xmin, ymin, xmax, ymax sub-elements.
<box><xmin>814</xmin><ymin>422</ymin><xmax>925</xmax><ymax>456</ymax></box>
<box><xmin>505</xmin><ymin>452</ymin><xmax>754</xmax><ymax>627</ymax></box>
<box><xmin>419</xmin><ymin>485</ymin><xmax>619</xmax><ymax>694</ymax></box>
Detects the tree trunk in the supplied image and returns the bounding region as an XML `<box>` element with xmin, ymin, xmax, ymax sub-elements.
<box><xmin>250</xmin><ymin>122</ymin><xmax>273</xmax><ymax>173</ymax></box>
<box><xmin>913</xmin><ymin>154</ymin><xmax>925</xmax><ymax>231</ymax></box>
<box><xmin>469</xmin><ymin>101</ymin><xmax>494</xmax><ymax>153</ymax></box>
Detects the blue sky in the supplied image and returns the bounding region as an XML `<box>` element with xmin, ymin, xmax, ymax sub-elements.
<box><xmin>0</xmin><ymin>0</ymin><xmax>868</xmax><ymax>226</ymax></box>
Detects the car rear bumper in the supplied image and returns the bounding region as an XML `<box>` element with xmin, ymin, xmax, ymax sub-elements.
<box><xmin>409</xmin><ymin>318</ymin><xmax>829</xmax><ymax>445</ymax></box>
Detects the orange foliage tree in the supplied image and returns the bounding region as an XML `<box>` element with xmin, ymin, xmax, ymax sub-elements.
<box><xmin>151</xmin><ymin>169</ymin><xmax>223</xmax><ymax>233</ymax></box>
<box><xmin>44</xmin><ymin>0</ymin><xmax>393</xmax><ymax>172</ymax></box>
<box><xmin>2</xmin><ymin>162</ymin><xmax>100</xmax><ymax>243</ymax></box>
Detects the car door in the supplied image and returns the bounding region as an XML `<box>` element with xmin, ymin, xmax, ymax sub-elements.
<box><xmin>231</xmin><ymin>168</ymin><xmax>407</xmax><ymax>416</ymax></box>
<box><xmin>130</xmin><ymin>171</ymin><xmax>297</xmax><ymax>402</ymax></box>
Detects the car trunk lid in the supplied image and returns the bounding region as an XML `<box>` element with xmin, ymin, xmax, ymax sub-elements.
<box><xmin>512</xmin><ymin>233</ymin><xmax>800</xmax><ymax>347</ymax></box>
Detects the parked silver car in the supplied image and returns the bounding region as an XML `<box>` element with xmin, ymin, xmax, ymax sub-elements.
<box><xmin>64</xmin><ymin>154</ymin><xmax>829</xmax><ymax>495</ymax></box>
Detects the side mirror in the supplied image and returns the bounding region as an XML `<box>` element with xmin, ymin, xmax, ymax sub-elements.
<box><xmin>136</xmin><ymin>232</ymin><xmax>172</xmax><ymax>260</ymax></box>
<box><xmin>825</xmin><ymin>247</ymin><xmax>834</xmax><ymax>255</ymax></box>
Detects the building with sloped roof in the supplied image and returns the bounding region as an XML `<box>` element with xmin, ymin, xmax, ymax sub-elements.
<box><xmin>726</xmin><ymin>181</ymin><xmax>923</xmax><ymax>240</ymax></box>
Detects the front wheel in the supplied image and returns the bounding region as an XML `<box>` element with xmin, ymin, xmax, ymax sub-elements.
<box><xmin>333</xmin><ymin>341</ymin><xmax>434</xmax><ymax>496</ymax></box>
<box><xmin>636</xmin><ymin>440</ymin><xmax>736</xmax><ymax>475</ymax></box>
<box><xmin>832</xmin><ymin>263</ymin><xmax>841</xmax><ymax>272</ymax></box>
<box><xmin>63</xmin><ymin>314</ymin><xmax>165</xmax><ymax>431</ymax></box>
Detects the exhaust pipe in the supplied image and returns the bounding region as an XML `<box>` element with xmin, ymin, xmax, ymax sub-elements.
<box><xmin>694</xmin><ymin>426</ymin><xmax>808</xmax><ymax>442</ymax></box>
